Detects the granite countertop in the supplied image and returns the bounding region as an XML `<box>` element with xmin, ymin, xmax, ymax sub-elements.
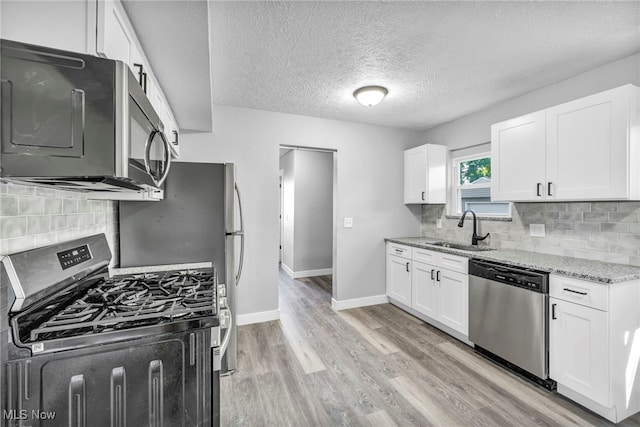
<box><xmin>110</xmin><ymin>262</ymin><xmax>214</xmax><ymax>276</ymax></box>
<box><xmin>386</xmin><ymin>237</ymin><xmax>640</xmax><ymax>284</ymax></box>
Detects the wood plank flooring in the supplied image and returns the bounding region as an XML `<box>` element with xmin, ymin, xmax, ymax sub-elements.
<box><xmin>220</xmin><ymin>270</ymin><xmax>640</xmax><ymax>426</ymax></box>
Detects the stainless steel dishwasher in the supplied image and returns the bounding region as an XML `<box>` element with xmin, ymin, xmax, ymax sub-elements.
<box><xmin>469</xmin><ymin>259</ymin><xmax>556</xmax><ymax>389</ymax></box>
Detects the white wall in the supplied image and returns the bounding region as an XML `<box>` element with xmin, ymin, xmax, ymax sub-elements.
<box><xmin>293</xmin><ymin>150</ymin><xmax>333</xmax><ymax>273</ymax></box>
<box><xmin>180</xmin><ymin>105</ymin><xmax>422</xmax><ymax>320</ymax></box>
<box><xmin>280</xmin><ymin>149</ymin><xmax>333</xmax><ymax>275</ymax></box>
<box><xmin>420</xmin><ymin>53</ymin><xmax>640</xmax><ymax>150</ymax></box>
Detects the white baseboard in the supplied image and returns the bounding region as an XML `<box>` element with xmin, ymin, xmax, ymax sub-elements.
<box><xmin>281</xmin><ymin>263</ymin><xmax>294</xmax><ymax>278</ymax></box>
<box><xmin>331</xmin><ymin>294</ymin><xmax>389</xmax><ymax>311</ymax></box>
<box><xmin>292</xmin><ymin>268</ymin><xmax>332</xmax><ymax>278</ymax></box>
<box><xmin>281</xmin><ymin>264</ymin><xmax>332</xmax><ymax>279</ymax></box>
<box><xmin>237</xmin><ymin>309</ymin><xmax>280</xmax><ymax>326</ymax></box>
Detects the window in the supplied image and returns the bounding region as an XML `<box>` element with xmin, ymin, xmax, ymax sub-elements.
<box><xmin>451</xmin><ymin>153</ymin><xmax>510</xmax><ymax>217</ymax></box>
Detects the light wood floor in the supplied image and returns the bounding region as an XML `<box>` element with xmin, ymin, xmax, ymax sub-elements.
<box><xmin>220</xmin><ymin>271</ymin><xmax>640</xmax><ymax>426</ymax></box>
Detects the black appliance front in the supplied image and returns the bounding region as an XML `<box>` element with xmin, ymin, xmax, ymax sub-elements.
<box><xmin>2</xmin><ymin>328</ymin><xmax>217</xmax><ymax>427</ymax></box>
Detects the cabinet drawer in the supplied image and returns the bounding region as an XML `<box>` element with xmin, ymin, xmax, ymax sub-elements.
<box><xmin>550</xmin><ymin>275</ymin><xmax>608</xmax><ymax>311</ymax></box>
<box><xmin>412</xmin><ymin>247</ymin><xmax>438</xmax><ymax>264</ymax></box>
<box><xmin>387</xmin><ymin>243</ymin><xmax>411</xmax><ymax>260</ymax></box>
<box><xmin>438</xmin><ymin>252</ymin><xmax>468</xmax><ymax>274</ymax></box>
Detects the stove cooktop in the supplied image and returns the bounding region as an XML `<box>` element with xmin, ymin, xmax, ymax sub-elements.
<box><xmin>12</xmin><ymin>269</ymin><xmax>218</xmax><ymax>346</ymax></box>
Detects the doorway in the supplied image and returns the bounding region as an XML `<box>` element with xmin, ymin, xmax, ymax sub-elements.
<box><xmin>278</xmin><ymin>145</ymin><xmax>336</xmax><ymax>298</ymax></box>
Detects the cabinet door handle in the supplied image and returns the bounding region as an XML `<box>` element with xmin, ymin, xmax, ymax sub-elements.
<box><xmin>133</xmin><ymin>63</ymin><xmax>145</xmax><ymax>89</ymax></box>
<box><xmin>405</xmin><ymin>262</ymin><xmax>410</xmax><ymax>272</ymax></box>
<box><xmin>436</xmin><ymin>270</ymin><xmax>441</xmax><ymax>282</ymax></box>
<box><xmin>133</xmin><ymin>63</ymin><xmax>148</xmax><ymax>94</ymax></box>
<box><xmin>430</xmin><ymin>269</ymin><xmax>435</xmax><ymax>280</ymax></box>
<box><xmin>563</xmin><ymin>288</ymin><xmax>587</xmax><ymax>296</ymax></box>
<box><xmin>547</xmin><ymin>182</ymin><xmax>553</xmax><ymax>196</ymax></box>
<box><xmin>536</xmin><ymin>183</ymin><xmax>542</xmax><ymax>197</ymax></box>
<box><xmin>552</xmin><ymin>303</ymin><xmax>557</xmax><ymax>320</ymax></box>
<box><xmin>421</xmin><ymin>191</ymin><xmax>425</xmax><ymax>201</ymax></box>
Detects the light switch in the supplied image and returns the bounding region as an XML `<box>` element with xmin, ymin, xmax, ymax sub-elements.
<box><xmin>436</xmin><ymin>219</ymin><xmax>443</xmax><ymax>229</ymax></box>
<box><xmin>343</xmin><ymin>217</ymin><xmax>353</xmax><ymax>228</ymax></box>
<box><xmin>529</xmin><ymin>223</ymin><xmax>545</xmax><ymax>237</ymax></box>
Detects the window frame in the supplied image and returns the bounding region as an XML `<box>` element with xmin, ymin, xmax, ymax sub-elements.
<box><xmin>449</xmin><ymin>151</ymin><xmax>512</xmax><ymax>218</ymax></box>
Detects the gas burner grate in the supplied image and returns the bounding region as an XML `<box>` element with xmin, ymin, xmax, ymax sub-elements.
<box><xmin>17</xmin><ymin>269</ymin><xmax>217</xmax><ymax>343</ymax></box>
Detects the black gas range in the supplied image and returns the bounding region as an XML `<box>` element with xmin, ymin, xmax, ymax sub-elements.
<box><xmin>1</xmin><ymin>234</ymin><xmax>221</xmax><ymax>426</ymax></box>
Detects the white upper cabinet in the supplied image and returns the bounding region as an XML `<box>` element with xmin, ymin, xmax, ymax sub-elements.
<box><xmin>96</xmin><ymin>0</ymin><xmax>132</xmax><ymax>64</ymax></box>
<box><xmin>0</xmin><ymin>0</ymin><xmax>97</xmax><ymax>55</ymax></box>
<box><xmin>404</xmin><ymin>144</ymin><xmax>447</xmax><ymax>204</ymax></box>
<box><xmin>492</xmin><ymin>85</ymin><xmax>640</xmax><ymax>202</ymax></box>
<box><xmin>1</xmin><ymin>0</ymin><xmax>181</xmax><ymax>159</ymax></box>
<box><xmin>96</xmin><ymin>0</ymin><xmax>180</xmax><ymax>157</ymax></box>
<box><xmin>491</xmin><ymin>111</ymin><xmax>546</xmax><ymax>201</ymax></box>
<box><xmin>96</xmin><ymin>0</ymin><xmax>150</xmax><ymax>95</ymax></box>
<box><xmin>546</xmin><ymin>86</ymin><xmax>635</xmax><ymax>200</ymax></box>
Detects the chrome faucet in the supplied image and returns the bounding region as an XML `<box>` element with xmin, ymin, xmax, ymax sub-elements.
<box><xmin>458</xmin><ymin>210</ymin><xmax>489</xmax><ymax>245</ymax></box>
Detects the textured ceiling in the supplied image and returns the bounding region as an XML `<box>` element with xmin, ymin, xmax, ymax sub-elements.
<box><xmin>122</xmin><ymin>0</ymin><xmax>212</xmax><ymax>132</ymax></box>
<box><xmin>122</xmin><ymin>1</ymin><xmax>640</xmax><ymax>132</ymax></box>
<box><xmin>209</xmin><ymin>1</ymin><xmax>640</xmax><ymax>130</ymax></box>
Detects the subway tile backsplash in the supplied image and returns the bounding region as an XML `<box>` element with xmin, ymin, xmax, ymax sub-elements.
<box><xmin>0</xmin><ymin>182</ymin><xmax>118</xmax><ymax>263</ymax></box>
<box><xmin>421</xmin><ymin>201</ymin><xmax>640</xmax><ymax>267</ymax></box>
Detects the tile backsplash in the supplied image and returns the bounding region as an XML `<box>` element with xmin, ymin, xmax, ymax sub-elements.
<box><xmin>0</xmin><ymin>182</ymin><xmax>119</xmax><ymax>263</ymax></box>
<box><xmin>421</xmin><ymin>201</ymin><xmax>640</xmax><ymax>267</ymax></box>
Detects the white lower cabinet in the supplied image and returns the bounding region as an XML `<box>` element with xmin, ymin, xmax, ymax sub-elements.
<box><xmin>412</xmin><ymin>260</ymin><xmax>437</xmax><ymax>318</ymax></box>
<box><xmin>549</xmin><ymin>274</ymin><xmax>640</xmax><ymax>423</ymax></box>
<box><xmin>436</xmin><ymin>268</ymin><xmax>468</xmax><ymax>335</ymax></box>
<box><xmin>385</xmin><ymin>244</ymin><xmax>412</xmax><ymax>306</ymax></box>
<box><xmin>386</xmin><ymin>243</ymin><xmax>469</xmax><ymax>340</ymax></box>
<box><xmin>549</xmin><ymin>297</ymin><xmax>609</xmax><ymax>406</ymax></box>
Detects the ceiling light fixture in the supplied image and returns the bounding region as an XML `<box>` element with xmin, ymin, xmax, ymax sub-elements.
<box><xmin>353</xmin><ymin>85</ymin><xmax>388</xmax><ymax>107</ymax></box>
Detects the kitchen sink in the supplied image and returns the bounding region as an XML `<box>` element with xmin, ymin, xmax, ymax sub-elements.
<box><xmin>430</xmin><ymin>242</ymin><xmax>494</xmax><ymax>252</ymax></box>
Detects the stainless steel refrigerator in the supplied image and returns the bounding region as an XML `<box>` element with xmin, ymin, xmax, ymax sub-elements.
<box><xmin>119</xmin><ymin>162</ymin><xmax>243</xmax><ymax>375</ymax></box>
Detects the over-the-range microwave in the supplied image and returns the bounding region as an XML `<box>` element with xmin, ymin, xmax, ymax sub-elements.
<box><xmin>0</xmin><ymin>39</ymin><xmax>172</xmax><ymax>201</ymax></box>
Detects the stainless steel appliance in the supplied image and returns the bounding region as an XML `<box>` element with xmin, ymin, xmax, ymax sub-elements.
<box><xmin>119</xmin><ymin>162</ymin><xmax>243</xmax><ymax>375</ymax></box>
<box><xmin>0</xmin><ymin>39</ymin><xmax>171</xmax><ymax>201</ymax></box>
<box><xmin>468</xmin><ymin>259</ymin><xmax>556</xmax><ymax>389</ymax></box>
<box><xmin>0</xmin><ymin>234</ymin><xmax>220</xmax><ymax>426</ymax></box>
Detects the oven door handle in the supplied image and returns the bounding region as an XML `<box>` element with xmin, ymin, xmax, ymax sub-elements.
<box><xmin>220</xmin><ymin>311</ymin><xmax>233</xmax><ymax>359</ymax></box>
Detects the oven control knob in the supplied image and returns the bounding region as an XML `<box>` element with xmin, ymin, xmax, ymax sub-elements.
<box><xmin>217</xmin><ymin>284</ymin><xmax>227</xmax><ymax>298</ymax></box>
<box><xmin>219</xmin><ymin>296</ymin><xmax>228</xmax><ymax>309</ymax></box>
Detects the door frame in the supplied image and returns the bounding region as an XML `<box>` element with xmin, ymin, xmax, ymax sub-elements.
<box><xmin>279</xmin><ymin>144</ymin><xmax>337</xmax><ymax>302</ymax></box>
<box><xmin>279</xmin><ymin>169</ymin><xmax>284</xmax><ymax>265</ymax></box>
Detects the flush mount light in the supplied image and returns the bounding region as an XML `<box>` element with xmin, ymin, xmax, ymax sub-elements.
<box><xmin>353</xmin><ymin>85</ymin><xmax>388</xmax><ymax>107</ymax></box>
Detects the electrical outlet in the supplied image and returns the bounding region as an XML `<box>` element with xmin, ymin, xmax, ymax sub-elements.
<box><xmin>436</xmin><ymin>219</ymin><xmax>443</xmax><ymax>229</ymax></box>
<box><xmin>529</xmin><ymin>223</ymin><xmax>546</xmax><ymax>237</ymax></box>
<box><xmin>343</xmin><ymin>217</ymin><xmax>353</xmax><ymax>228</ymax></box>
